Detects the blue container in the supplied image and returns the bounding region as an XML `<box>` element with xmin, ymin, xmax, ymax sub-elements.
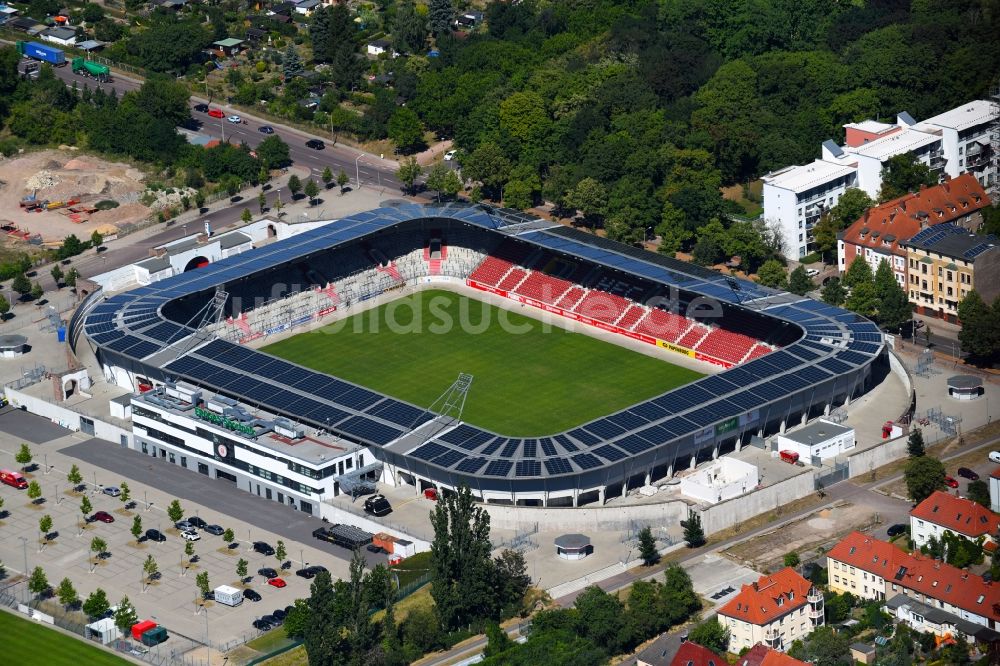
<box><xmin>57</xmin><ymin>326</ymin><xmax>66</xmax><ymax>343</ymax></box>
<box><xmin>24</xmin><ymin>42</ymin><xmax>65</xmax><ymax>66</ymax></box>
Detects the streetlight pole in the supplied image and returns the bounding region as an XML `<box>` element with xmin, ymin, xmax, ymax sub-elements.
<box><xmin>355</xmin><ymin>155</ymin><xmax>362</xmax><ymax>190</ymax></box>
<box><xmin>18</xmin><ymin>536</ymin><xmax>28</xmax><ymax>577</ymax></box>
<box><xmin>204</xmin><ymin>607</ymin><xmax>210</xmax><ymax>664</ymax></box>
<box><xmin>43</xmin><ymin>454</ymin><xmax>48</xmax><ymax>474</ymax></box>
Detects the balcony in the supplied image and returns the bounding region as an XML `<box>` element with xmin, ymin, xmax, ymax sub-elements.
<box><xmin>764</xmin><ymin>629</ymin><xmax>783</xmax><ymax>649</ymax></box>
<box><xmin>809</xmin><ymin>606</ymin><xmax>825</xmax><ymax>620</ymax></box>
<box><xmin>808</xmin><ymin>590</ymin><xmax>823</xmax><ymax>604</ymax></box>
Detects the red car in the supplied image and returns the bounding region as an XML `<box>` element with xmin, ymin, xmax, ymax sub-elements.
<box><xmin>267</xmin><ymin>577</ymin><xmax>287</xmax><ymax>589</ymax></box>
<box><xmin>944</xmin><ymin>475</ymin><xmax>959</xmax><ymax>489</ymax></box>
<box><xmin>92</xmin><ymin>511</ymin><xmax>115</xmax><ymax>523</ymax></box>
<box><xmin>207</xmin><ymin>109</ymin><xmax>225</xmax><ymax>119</ymax></box>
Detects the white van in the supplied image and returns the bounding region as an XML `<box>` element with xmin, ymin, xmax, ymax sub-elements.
<box><xmin>990</xmin><ymin>451</ymin><xmax>1000</xmax><ymax>464</ymax></box>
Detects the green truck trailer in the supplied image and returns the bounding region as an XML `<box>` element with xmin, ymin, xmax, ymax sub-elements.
<box><xmin>71</xmin><ymin>57</ymin><xmax>111</xmax><ymax>81</ymax></box>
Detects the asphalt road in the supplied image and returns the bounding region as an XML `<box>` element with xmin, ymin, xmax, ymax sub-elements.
<box><xmin>15</xmin><ymin>53</ymin><xmax>403</xmax><ymax>193</ymax></box>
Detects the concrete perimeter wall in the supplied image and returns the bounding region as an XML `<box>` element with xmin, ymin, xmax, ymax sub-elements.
<box><xmin>698</xmin><ymin>470</ymin><xmax>816</xmax><ymax>535</ymax></box>
<box><xmin>483</xmin><ymin>498</ymin><xmax>690</xmax><ymax>532</ymax></box>
<box><xmin>845</xmin><ymin>435</ymin><xmax>908</xmax><ymax>478</ymax></box>
<box><xmin>3</xmin><ymin>387</ymin><xmax>133</xmax><ymax>447</ymax></box>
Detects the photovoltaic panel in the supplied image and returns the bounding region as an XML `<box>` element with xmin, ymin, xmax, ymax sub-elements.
<box><xmin>836</xmin><ymin>351</ymin><xmax>870</xmax><ymax>366</ymax></box>
<box><xmin>540</xmin><ymin>438</ymin><xmax>557</xmax><ymax>456</ymax></box>
<box><xmin>604</xmin><ymin>411</ymin><xmax>646</xmax><ymax>430</ymax></box>
<box><xmin>455</xmin><ymin>457</ymin><xmax>486</xmax><ymax>474</ymax></box>
<box><xmin>124</xmin><ymin>340</ymin><xmax>160</xmax><ymax>358</ymax></box>
<box><xmin>567</xmin><ymin>428</ymin><xmax>600</xmax><ymax>447</ymax></box>
<box><xmin>544</xmin><ymin>458</ymin><xmax>573</xmax><ymax>475</ymax></box>
<box><xmin>797</xmin><ymin>365</ymin><xmax>832</xmax><ymax>385</ymax></box>
<box><xmin>593</xmin><ymin>444</ymin><xmax>626</xmax><ymax>462</ymax></box>
<box><xmin>500</xmin><ymin>439</ymin><xmax>521</xmax><ymax>458</ymax></box>
<box><xmin>572</xmin><ymin>453</ymin><xmax>602</xmax><ymax>470</ymax></box>
<box><xmin>368</xmin><ymin>401</ymin><xmax>426</xmax><ymax>427</ymax></box>
<box><xmin>627</xmin><ymin>401</ymin><xmax>670</xmax><ymax>421</ymax></box>
<box><xmin>522</xmin><ymin>440</ymin><xmax>537</xmax><ymax>458</ymax></box>
<box><xmin>614</xmin><ymin>435</ymin><xmax>651</xmax><ymax>455</ymax></box>
<box><xmin>553</xmin><ymin>434</ymin><xmax>578</xmax><ymax>452</ymax></box>
<box><xmin>411</xmin><ymin>443</ymin><xmax>448</xmax><ymax>461</ymax></box>
<box><xmin>336</xmin><ymin>416</ymin><xmax>402</xmax><ymax>446</ymax></box>
<box><xmin>484</xmin><ymin>460</ymin><xmax>513</xmax><ymax>477</ymax></box>
<box><xmin>481</xmin><ymin>438</ymin><xmax>504</xmax><ymax>456</ymax></box>
<box><xmin>582</xmin><ymin>419</ymin><xmax>628</xmax><ymax>440</ymax></box>
<box><xmin>818</xmin><ymin>357</ymin><xmax>852</xmax><ymax>375</ymax></box>
<box><xmin>515</xmin><ymin>460</ymin><xmax>541</xmax><ymax>477</ymax></box>
<box><xmin>432</xmin><ymin>449</ymin><xmax>465</xmax><ymax>469</ymax></box>
<box><xmin>440</xmin><ymin>424</ymin><xmax>481</xmax><ymax>446</ymax></box>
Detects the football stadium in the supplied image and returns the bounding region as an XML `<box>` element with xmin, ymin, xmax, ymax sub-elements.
<box><xmin>74</xmin><ymin>203</ymin><xmax>887</xmax><ymax>507</ymax></box>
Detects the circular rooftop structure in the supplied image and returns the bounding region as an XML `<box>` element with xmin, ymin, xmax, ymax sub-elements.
<box><xmin>555</xmin><ymin>533</ymin><xmax>592</xmax><ymax>560</ymax></box>
<box><xmin>0</xmin><ymin>333</ymin><xmax>28</xmax><ymax>357</ymax></box>
<box><xmin>947</xmin><ymin>375</ymin><xmax>983</xmax><ymax>400</ymax></box>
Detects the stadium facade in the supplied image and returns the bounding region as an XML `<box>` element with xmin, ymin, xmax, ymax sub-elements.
<box><xmin>73</xmin><ymin>204</ymin><xmax>887</xmax><ymax>508</ymax></box>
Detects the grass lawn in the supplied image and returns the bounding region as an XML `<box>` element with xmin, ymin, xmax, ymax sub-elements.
<box><xmin>247</xmin><ymin>625</ymin><xmax>292</xmax><ymax>652</ymax></box>
<box><xmin>262</xmin><ymin>290</ymin><xmax>702</xmax><ymax>435</ymax></box>
<box><xmin>0</xmin><ymin>609</ymin><xmax>129</xmax><ymax>666</ymax></box>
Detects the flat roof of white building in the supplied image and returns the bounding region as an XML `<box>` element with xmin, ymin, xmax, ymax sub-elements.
<box><xmin>846</xmin><ymin>127</ymin><xmax>940</xmax><ymax>161</ymax></box>
<box><xmin>762</xmin><ymin>159</ymin><xmax>857</xmax><ymax>194</ymax></box>
<box><xmin>918</xmin><ymin>100</ymin><xmax>994</xmax><ymax>132</ymax></box>
<box><xmin>844</xmin><ymin>120</ymin><xmax>896</xmax><ymax>134</ymax></box>
<box><xmin>780</xmin><ymin>419</ymin><xmax>853</xmax><ymax>446</ymax></box>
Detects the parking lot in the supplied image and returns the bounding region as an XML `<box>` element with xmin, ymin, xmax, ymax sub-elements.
<box><xmin>0</xmin><ymin>408</ymin><xmax>360</xmax><ymax>650</ymax></box>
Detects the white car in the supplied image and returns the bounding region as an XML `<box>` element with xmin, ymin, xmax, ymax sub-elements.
<box><xmin>227</xmin><ymin>115</ymin><xmax>242</xmax><ymax>124</ymax></box>
<box><xmin>443</xmin><ymin>150</ymin><xmax>457</xmax><ymax>161</ymax></box>
<box><xmin>181</xmin><ymin>530</ymin><xmax>200</xmax><ymax>542</ymax></box>
<box><xmin>990</xmin><ymin>451</ymin><xmax>1000</xmax><ymax>464</ymax></box>
<box><xmin>805</xmin><ymin>268</ymin><xmax>820</xmax><ymax>277</ymax></box>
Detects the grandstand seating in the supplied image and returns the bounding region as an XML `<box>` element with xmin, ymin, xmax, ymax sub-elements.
<box><xmin>554</xmin><ymin>286</ymin><xmax>586</xmax><ymax>310</ymax></box>
<box><xmin>515</xmin><ymin>271</ymin><xmax>572</xmax><ymax>304</ymax></box>
<box><xmin>634</xmin><ymin>309</ymin><xmax>692</xmax><ymax>344</ymax></box>
<box><xmin>469</xmin><ymin>256</ymin><xmax>517</xmax><ymax>286</ymax></box>
<box><xmin>743</xmin><ymin>342</ymin><xmax>772</xmax><ymax>362</ymax></box>
<box><xmin>614</xmin><ymin>304</ymin><xmax>646</xmax><ymax>330</ymax></box>
<box><xmin>497</xmin><ymin>268</ymin><xmax>529</xmax><ymax>292</ymax></box>
<box><xmin>677</xmin><ymin>324</ymin><xmax>710</xmax><ymax>349</ymax></box>
<box><xmin>573</xmin><ymin>291</ymin><xmax>630</xmax><ymax>324</ymax></box>
<box><xmin>693</xmin><ymin>328</ymin><xmax>759</xmax><ymax>365</ymax></box>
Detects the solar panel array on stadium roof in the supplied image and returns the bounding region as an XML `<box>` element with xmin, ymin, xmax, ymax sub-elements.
<box><xmin>83</xmin><ymin>203</ymin><xmax>885</xmax><ymax>481</ymax></box>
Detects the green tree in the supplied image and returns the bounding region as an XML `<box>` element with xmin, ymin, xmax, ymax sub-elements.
<box><xmin>166</xmin><ymin>499</ymin><xmax>183</xmax><ymax>523</ymax></box>
<box><xmin>388</xmin><ymin>107</ymin><xmax>426</xmax><ymax>153</ymax></box>
<box><xmin>573</xmin><ymin>585</ymin><xmax>628</xmax><ymax>655</ymax></box>
<box><xmin>825</xmin><ymin>189</ymin><xmax>875</xmax><ymax>232</ymax></box>
<box><xmin>28</xmin><ymin>566</ymin><xmax>49</xmax><ymax>598</ymax></box>
<box><xmin>131</xmin><ymin>515</ymin><xmax>143</xmax><ymax>542</ymax></box>
<box><xmin>57</xmin><ymin>577</ymin><xmax>79</xmax><ymax>608</ymax></box>
<box><xmin>426</xmin><ymin>162</ymin><xmax>450</xmax><ymax>201</ymax></box>
<box><xmin>287</xmin><ymin>174</ymin><xmax>302</xmax><ymax>198</ymax></box>
<box><xmin>907</xmin><ymin>428</ymin><xmax>925</xmax><ymax>458</ymax></box>
<box><xmin>64</xmin><ymin>267</ymin><xmax>79</xmax><ymax>288</ymax></box>
<box><xmin>283</xmin><ymin>598</ymin><xmax>310</xmax><ymax>639</ymax></box>
<box><xmin>27</xmin><ymin>480</ymin><xmax>42</xmax><ymax>503</ymax></box>
<box><xmin>236</xmin><ymin>558</ymin><xmax>248</xmax><ymax>581</ymax></box>
<box><xmin>0</xmin><ymin>294</ymin><xmax>8</xmax><ymax>319</ymax></box>
<box><xmin>258</xmin><ymin>191</ymin><xmax>267</xmax><ymax>214</ymax></box>
<box><xmin>493</xmin><ymin>548</ymin><xmax>530</xmax><ymax>617</ymax></box>
<box><xmin>958</xmin><ymin>291</ymin><xmax>1000</xmax><ymax>364</ymax></box>
<box><xmin>90</xmin><ymin>230</ymin><xmax>103</xmax><ymax>248</ymax></box>
<box><xmin>968</xmin><ymin>480</ymin><xmax>990</xmax><ymax>508</ymax></box>
<box><xmin>484</xmin><ymin>622</ymin><xmax>513</xmax><ymax>658</ymax></box>
<box><xmin>397</xmin><ymin>157</ymin><xmax>423</xmax><ymax>194</ymax></box>
<box><xmin>30</xmin><ymin>282</ymin><xmax>43</xmax><ymax>300</ymax></box>
<box><xmin>91</xmin><ymin>536</ymin><xmax>108</xmax><ymax>558</ymax></box>
<box><xmin>463</xmin><ymin>142</ymin><xmax>511</xmax><ymax>201</ymax></box>
<box><xmin>430</xmin><ymin>485</ymin><xmax>496</xmax><ymax>632</ymax></box>
<box><xmin>879</xmin><ymin>153</ymin><xmax>936</xmax><ymax>202</ymax></box>
<box><xmin>842</xmin><ymin>257</ymin><xmax>874</xmax><ymax>289</ymax></box>
<box><xmin>143</xmin><ymin>554</ymin><xmax>158</xmax><ymax>582</ymax></box>
<box><xmin>119</xmin><ymin>482</ymin><xmax>130</xmax><ymax>505</ymax></box>
<box><xmin>904</xmin><ymin>456</ymin><xmax>946</xmax><ymax>503</ymax></box>
<box><xmin>223</xmin><ymin>528</ymin><xmax>235</xmax><ymax>543</ymax></box>
<box><xmin>683</xmin><ymin>510</ymin><xmax>705</xmax><ymax>548</ymax></box>
<box><xmin>241</xmin><ymin>208</ymin><xmax>252</xmax><ymax>223</ymax></box>
<box><xmin>687</xmin><ymin>617</ymin><xmax>729</xmax><ymax>654</ymax></box>
<box><xmin>787</xmin><ymin>266</ymin><xmax>814</xmax><ymax>295</ymax></box>
<box><xmin>283</xmin><ymin>44</ymin><xmax>303</xmax><ymax>80</ymax></box>
<box><xmin>15</xmin><ymin>442</ymin><xmax>32</xmax><ymax>470</ymax></box>
<box><xmin>392</xmin><ymin>0</ymin><xmax>428</xmax><ymax>54</ymax></box>
<box><xmin>821</xmin><ymin>277</ymin><xmax>846</xmax><ymax>306</ymax></box>
<box><xmin>114</xmin><ymin>596</ymin><xmax>138</xmax><ymax>634</ymax></box>
<box><xmin>194</xmin><ymin>192</ymin><xmax>205</xmax><ymax>210</ymax></box>
<box><xmin>80</xmin><ymin>495</ymin><xmax>92</xmax><ymax>520</ymax></box>
<box><xmin>321</xmin><ymin>166</ymin><xmax>333</xmax><ymax>188</ymax></box>
<box><xmin>39</xmin><ymin>514</ymin><xmax>53</xmax><ymax>539</ymax></box>
<box><xmin>304</xmin><ymin>571</ymin><xmax>339</xmax><ymax>662</ymax></box>
<box><xmin>304</xmin><ymin>179</ymin><xmax>319</xmax><ymax>204</ymax></box>
<box><xmin>873</xmin><ymin>259</ymin><xmax>912</xmax><ymax>331</ymax></box>
<box><xmin>428</xmin><ymin>0</ymin><xmax>454</xmax><ymax>36</ymax></box>
<box><xmin>195</xmin><ymin>571</ymin><xmax>210</xmax><ymax>598</ymax></box>
<box><xmin>789</xmin><ymin>625</ymin><xmax>851</xmax><ymax>666</ymax></box>
<box><xmin>638</xmin><ymin>526</ymin><xmax>659</xmax><ymax>566</ymax></box>
<box><xmin>337</xmin><ymin>169</ymin><xmax>349</xmax><ymax>191</ymax></box>
<box><xmin>50</xmin><ymin>264</ymin><xmax>64</xmax><ymax>286</ymax></box>
<box><xmin>566</xmin><ymin>177</ymin><xmax>607</xmax><ymax>229</ymax></box>
<box><xmin>83</xmin><ymin>588</ymin><xmax>110</xmax><ymax>620</ymax></box>
<box><xmin>275</xmin><ymin>540</ymin><xmax>287</xmax><ymax>564</ymax></box>
<box><xmin>256</xmin><ymin>135</ymin><xmax>291</xmax><ymax>170</ymax></box>
<box><xmin>845</xmin><ymin>280</ymin><xmax>879</xmax><ymax>319</ymax></box>
<box><xmin>757</xmin><ymin>259</ymin><xmax>788</xmax><ymax>289</ymax></box>
<box><xmin>67</xmin><ymin>464</ymin><xmax>83</xmax><ymax>487</ymax></box>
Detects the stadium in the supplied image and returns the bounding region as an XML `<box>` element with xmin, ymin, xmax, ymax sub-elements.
<box><xmin>73</xmin><ymin>203</ymin><xmax>887</xmax><ymax>507</ymax></box>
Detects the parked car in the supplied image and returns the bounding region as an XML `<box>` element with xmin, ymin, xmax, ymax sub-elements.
<box><xmin>958</xmin><ymin>467</ymin><xmax>980</xmax><ymax>481</ymax></box>
<box><xmin>308</xmin><ymin>565</ymin><xmax>328</xmax><ymax>575</ymax></box>
<box><xmin>253</xmin><ymin>541</ymin><xmax>275</xmax><ymax>556</ymax></box>
<box><xmin>364</xmin><ymin>494</ymin><xmax>392</xmax><ymax>517</ymax></box>
<box><xmin>102</xmin><ymin>486</ymin><xmax>121</xmax><ymax>497</ymax></box>
<box><xmin>260</xmin><ymin>614</ymin><xmax>277</xmax><ymax>626</ymax></box>
<box><xmin>145</xmin><ymin>529</ymin><xmax>166</xmax><ymax>542</ymax></box>
<box><xmin>305</xmin><ymin>139</ymin><xmax>325</xmax><ymax>150</ymax></box>
<box><xmin>443</xmin><ymin>150</ymin><xmax>457</xmax><ymax>161</ymax></box>
<box><xmin>887</xmin><ymin>524</ymin><xmax>908</xmax><ymax>537</ymax></box>
<box><xmin>295</xmin><ymin>568</ymin><xmax>315</xmax><ymax>579</ymax></box>
<box><xmin>258</xmin><ymin>125</ymin><xmax>274</xmax><ymax>134</ymax></box>
<box><xmin>181</xmin><ymin>530</ymin><xmax>200</xmax><ymax>542</ymax></box>
<box><xmin>267</xmin><ymin>578</ymin><xmax>287</xmax><ymax>588</ymax></box>
<box><xmin>194</xmin><ymin>103</ymin><xmax>209</xmax><ymax>112</ymax></box>
<box><xmin>243</xmin><ymin>589</ymin><xmax>262</xmax><ymax>602</ymax></box>
<box><xmin>204</xmin><ymin>524</ymin><xmax>224</xmax><ymax>536</ymax></box>
<box><xmin>991</xmin><ymin>451</ymin><xmax>1000</xmax><ymax>464</ymax></box>
<box><xmin>207</xmin><ymin>109</ymin><xmax>225</xmax><ymax>119</ymax></box>
<box><xmin>271</xmin><ymin>609</ymin><xmax>286</xmax><ymax>622</ymax></box>
<box><xmin>252</xmin><ymin>618</ymin><xmax>271</xmax><ymax>631</ymax></box>
<box><xmin>944</xmin><ymin>475</ymin><xmax>959</xmax><ymax>489</ymax></box>
<box><xmin>91</xmin><ymin>511</ymin><xmax>115</xmax><ymax>523</ymax></box>
<box><xmin>258</xmin><ymin>567</ymin><xmax>278</xmax><ymax>579</ymax></box>
<box><xmin>227</xmin><ymin>115</ymin><xmax>242</xmax><ymax>124</ymax></box>
<box><xmin>175</xmin><ymin>520</ymin><xmax>193</xmax><ymax>531</ymax></box>
<box><xmin>805</xmin><ymin>268</ymin><xmax>820</xmax><ymax>277</ymax></box>
<box><xmin>187</xmin><ymin>517</ymin><xmax>208</xmax><ymax>529</ymax></box>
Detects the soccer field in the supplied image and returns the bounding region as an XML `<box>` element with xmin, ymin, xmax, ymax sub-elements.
<box><xmin>0</xmin><ymin>610</ymin><xmax>129</xmax><ymax>666</ymax></box>
<box><xmin>262</xmin><ymin>290</ymin><xmax>702</xmax><ymax>435</ymax></box>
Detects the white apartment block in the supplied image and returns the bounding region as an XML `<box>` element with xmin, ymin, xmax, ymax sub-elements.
<box><xmin>763</xmin><ymin>100</ymin><xmax>997</xmax><ymax>259</ymax></box>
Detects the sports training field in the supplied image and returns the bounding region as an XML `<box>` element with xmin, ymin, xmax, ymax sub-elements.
<box><xmin>262</xmin><ymin>290</ymin><xmax>702</xmax><ymax>435</ymax></box>
<box><xmin>0</xmin><ymin>610</ymin><xmax>129</xmax><ymax>665</ymax></box>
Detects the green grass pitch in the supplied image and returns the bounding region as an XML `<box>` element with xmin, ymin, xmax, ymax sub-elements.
<box><xmin>0</xmin><ymin>610</ymin><xmax>130</xmax><ymax>665</ymax></box>
<box><xmin>262</xmin><ymin>290</ymin><xmax>703</xmax><ymax>435</ymax></box>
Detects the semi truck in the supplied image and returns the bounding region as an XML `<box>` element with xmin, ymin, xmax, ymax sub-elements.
<box><xmin>72</xmin><ymin>57</ymin><xmax>111</xmax><ymax>81</ymax></box>
<box><xmin>16</xmin><ymin>41</ymin><xmax>66</xmax><ymax>66</ymax></box>
<box><xmin>0</xmin><ymin>469</ymin><xmax>29</xmax><ymax>489</ymax></box>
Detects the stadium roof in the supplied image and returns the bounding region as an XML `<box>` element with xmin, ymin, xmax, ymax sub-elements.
<box><xmin>79</xmin><ymin>203</ymin><xmax>884</xmax><ymax>484</ymax></box>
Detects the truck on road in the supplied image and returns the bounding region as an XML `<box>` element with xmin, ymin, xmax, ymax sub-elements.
<box><xmin>72</xmin><ymin>57</ymin><xmax>111</xmax><ymax>81</ymax></box>
<box><xmin>0</xmin><ymin>469</ymin><xmax>29</xmax><ymax>489</ymax></box>
<box><xmin>16</xmin><ymin>41</ymin><xmax>66</xmax><ymax>66</ymax></box>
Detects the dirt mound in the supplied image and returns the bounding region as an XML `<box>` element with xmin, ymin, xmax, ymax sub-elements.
<box><xmin>90</xmin><ymin>202</ymin><xmax>149</xmax><ymax>226</ymax></box>
<box><xmin>26</xmin><ymin>170</ymin><xmax>59</xmax><ymax>191</ymax></box>
<box><xmin>63</xmin><ymin>157</ymin><xmax>98</xmax><ymax>170</ymax></box>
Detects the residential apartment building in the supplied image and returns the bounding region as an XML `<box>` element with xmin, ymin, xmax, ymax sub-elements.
<box><xmin>827</xmin><ymin>532</ymin><xmax>1000</xmax><ymax>629</ymax></box>
<box><xmin>910</xmin><ymin>490</ymin><xmax>1000</xmax><ymax>549</ymax></box>
<box><xmin>717</xmin><ymin>568</ymin><xmax>824</xmax><ymax>654</ymax></box>
<box><xmin>901</xmin><ymin>224</ymin><xmax>1000</xmax><ymax>322</ymax></box>
<box><xmin>837</xmin><ymin>174</ymin><xmax>991</xmax><ymax>284</ymax></box>
<box><xmin>763</xmin><ymin>100</ymin><xmax>997</xmax><ymax>259</ymax></box>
